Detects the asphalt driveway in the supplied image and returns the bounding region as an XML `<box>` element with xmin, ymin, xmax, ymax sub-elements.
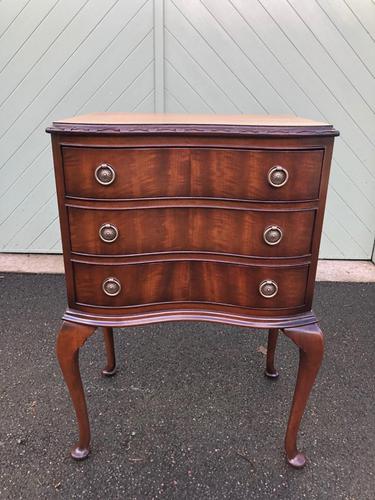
<box><xmin>0</xmin><ymin>274</ymin><xmax>374</xmax><ymax>499</ymax></box>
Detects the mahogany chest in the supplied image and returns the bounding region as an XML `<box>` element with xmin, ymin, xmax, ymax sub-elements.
<box><xmin>47</xmin><ymin>113</ymin><xmax>338</xmax><ymax>468</ymax></box>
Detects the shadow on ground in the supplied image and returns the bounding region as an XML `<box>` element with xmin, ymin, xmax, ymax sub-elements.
<box><xmin>0</xmin><ymin>274</ymin><xmax>374</xmax><ymax>499</ymax></box>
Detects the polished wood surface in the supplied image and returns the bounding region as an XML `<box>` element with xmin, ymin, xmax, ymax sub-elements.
<box><xmin>72</xmin><ymin>260</ymin><xmax>309</xmax><ymax>309</ymax></box>
<box><xmin>102</xmin><ymin>327</ymin><xmax>116</xmax><ymax>377</ymax></box>
<box><xmin>53</xmin><ymin>112</ymin><xmax>330</xmax><ymax>126</ymax></box>
<box><xmin>56</xmin><ymin>321</ymin><xmax>96</xmax><ymax>460</ymax></box>
<box><xmin>48</xmin><ymin>113</ymin><xmax>338</xmax><ymax>468</ymax></box>
<box><xmin>47</xmin><ymin>112</ymin><xmax>339</xmax><ymax>137</ymax></box>
<box><xmin>68</xmin><ymin>205</ymin><xmax>315</xmax><ymax>258</ymax></box>
<box><xmin>62</xmin><ymin>147</ymin><xmax>323</xmax><ymax>201</ymax></box>
<box><xmin>265</xmin><ymin>329</ymin><xmax>279</xmax><ymax>379</ymax></box>
<box><xmin>283</xmin><ymin>323</ymin><xmax>324</xmax><ymax>468</ymax></box>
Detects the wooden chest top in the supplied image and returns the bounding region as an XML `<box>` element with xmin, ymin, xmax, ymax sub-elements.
<box><xmin>47</xmin><ymin>112</ymin><xmax>337</xmax><ymax>136</ymax></box>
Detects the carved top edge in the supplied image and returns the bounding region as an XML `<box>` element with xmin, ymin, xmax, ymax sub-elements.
<box><xmin>46</xmin><ymin>122</ymin><xmax>339</xmax><ymax>137</ymax></box>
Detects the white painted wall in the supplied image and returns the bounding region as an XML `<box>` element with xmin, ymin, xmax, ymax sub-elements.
<box><xmin>0</xmin><ymin>0</ymin><xmax>374</xmax><ymax>258</ymax></box>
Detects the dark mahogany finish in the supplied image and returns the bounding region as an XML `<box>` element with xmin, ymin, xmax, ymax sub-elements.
<box><xmin>47</xmin><ymin>113</ymin><xmax>338</xmax><ymax>468</ymax></box>
<box><xmin>62</xmin><ymin>146</ymin><xmax>323</xmax><ymax>201</ymax></box>
<box><xmin>68</xmin><ymin>205</ymin><xmax>316</xmax><ymax>258</ymax></box>
<box><xmin>72</xmin><ymin>260</ymin><xmax>309</xmax><ymax>309</ymax></box>
<box><xmin>265</xmin><ymin>329</ymin><xmax>279</xmax><ymax>379</ymax></box>
<box><xmin>102</xmin><ymin>327</ymin><xmax>116</xmax><ymax>376</ymax></box>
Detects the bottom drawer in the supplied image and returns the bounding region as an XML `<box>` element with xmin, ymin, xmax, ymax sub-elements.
<box><xmin>72</xmin><ymin>261</ymin><xmax>309</xmax><ymax>310</ymax></box>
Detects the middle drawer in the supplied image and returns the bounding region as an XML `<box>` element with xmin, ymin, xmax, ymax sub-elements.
<box><xmin>68</xmin><ymin>206</ymin><xmax>315</xmax><ymax>258</ymax></box>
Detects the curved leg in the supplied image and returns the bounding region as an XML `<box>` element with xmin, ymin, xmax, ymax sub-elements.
<box><xmin>282</xmin><ymin>323</ymin><xmax>324</xmax><ymax>469</ymax></box>
<box><xmin>56</xmin><ymin>321</ymin><xmax>96</xmax><ymax>460</ymax></box>
<box><xmin>265</xmin><ymin>328</ymin><xmax>279</xmax><ymax>379</ymax></box>
<box><xmin>102</xmin><ymin>327</ymin><xmax>116</xmax><ymax>377</ymax></box>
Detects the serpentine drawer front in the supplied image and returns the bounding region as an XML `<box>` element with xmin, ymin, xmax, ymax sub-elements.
<box><xmin>72</xmin><ymin>261</ymin><xmax>309</xmax><ymax>310</ymax></box>
<box><xmin>47</xmin><ymin>113</ymin><xmax>338</xmax><ymax>468</ymax></box>
<box><xmin>67</xmin><ymin>206</ymin><xmax>316</xmax><ymax>257</ymax></box>
<box><xmin>62</xmin><ymin>147</ymin><xmax>323</xmax><ymax>201</ymax></box>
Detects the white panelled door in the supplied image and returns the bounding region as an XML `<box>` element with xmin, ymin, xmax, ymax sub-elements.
<box><xmin>0</xmin><ymin>0</ymin><xmax>374</xmax><ymax>258</ymax></box>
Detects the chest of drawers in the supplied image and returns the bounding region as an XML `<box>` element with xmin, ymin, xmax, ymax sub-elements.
<box><xmin>47</xmin><ymin>113</ymin><xmax>338</xmax><ymax>468</ymax></box>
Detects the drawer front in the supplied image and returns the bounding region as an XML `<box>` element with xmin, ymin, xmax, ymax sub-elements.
<box><xmin>190</xmin><ymin>149</ymin><xmax>323</xmax><ymax>201</ymax></box>
<box><xmin>73</xmin><ymin>261</ymin><xmax>309</xmax><ymax>310</ymax></box>
<box><xmin>68</xmin><ymin>206</ymin><xmax>315</xmax><ymax>257</ymax></box>
<box><xmin>62</xmin><ymin>147</ymin><xmax>323</xmax><ymax>201</ymax></box>
<box><xmin>63</xmin><ymin>147</ymin><xmax>190</xmax><ymax>199</ymax></box>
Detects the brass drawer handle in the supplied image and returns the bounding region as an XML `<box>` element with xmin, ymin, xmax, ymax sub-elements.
<box><xmin>263</xmin><ymin>225</ymin><xmax>283</xmax><ymax>246</ymax></box>
<box><xmin>102</xmin><ymin>277</ymin><xmax>122</xmax><ymax>296</ymax></box>
<box><xmin>99</xmin><ymin>223</ymin><xmax>119</xmax><ymax>243</ymax></box>
<box><xmin>268</xmin><ymin>166</ymin><xmax>289</xmax><ymax>187</ymax></box>
<box><xmin>259</xmin><ymin>280</ymin><xmax>278</xmax><ymax>298</ymax></box>
<box><xmin>95</xmin><ymin>163</ymin><xmax>116</xmax><ymax>185</ymax></box>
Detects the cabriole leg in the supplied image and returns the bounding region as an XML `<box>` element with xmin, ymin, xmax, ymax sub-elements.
<box><xmin>56</xmin><ymin>321</ymin><xmax>96</xmax><ymax>460</ymax></box>
<box><xmin>102</xmin><ymin>326</ymin><xmax>117</xmax><ymax>377</ymax></box>
<box><xmin>282</xmin><ymin>323</ymin><xmax>324</xmax><ymax>469</ymax></box>
<box><xmin>265</xmin><ymin>328</ymin><xmax>279</xmax><ymax>379</ymax></box>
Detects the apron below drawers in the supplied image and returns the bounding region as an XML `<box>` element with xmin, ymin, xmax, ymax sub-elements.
<box><xmin>72</xmin><ymin>260</ymin><xmax>309</xmax><ymax>310</ymax></box>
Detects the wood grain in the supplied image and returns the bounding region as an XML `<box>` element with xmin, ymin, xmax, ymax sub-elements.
<box><xmin>62</xmin><ymin>146</ymin><xmax>324</xmax><ymax>201</ymax></box>
<box><xmin>72</xmin><ymin>260</ymin><xmax>309</xmax><ymax>310</ymax></box>
<box><xmin>68</xmin><ymin>205</ymin><xmax>315</xmax><ymax>258</ymax></box>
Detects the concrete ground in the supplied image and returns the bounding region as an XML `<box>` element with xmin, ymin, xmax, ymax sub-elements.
<box><xmin>0</xmin><ymin>274</ymin><xmax>374</xmax><ymax>499</ymax></box>
<box><xmin>1</xmin><ymin>254</ymin><xmax>375</xmax><ymax>282</ymax></box>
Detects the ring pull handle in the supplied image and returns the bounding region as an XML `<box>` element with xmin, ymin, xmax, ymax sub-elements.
<box><xmin>268</xmin><ymin>166</ymin><xmax>289</xmax><ymax>188</ymax></box>
<box><xmin>99</xmin><ymin>223</ymin><xmax>119</xmax><ymax>243</ymax></box>
<box><xmin>95</xmin><ymin>163</ymin><xmax>116</xmax><ymax>185</ymax></box>
<box><xmin>263</xmin><ymin>225</ymin><xmax>283</xmax><ymax>246</ymax></box>
<box><xmin>259</xmin><ymin>280</ymin><xmax>278</xmax><ymax>298</ymax></box>
<box><xmin>102</xmin><ymin>277</ymin><xmax>122</xmax><ymax>297</ymax></box>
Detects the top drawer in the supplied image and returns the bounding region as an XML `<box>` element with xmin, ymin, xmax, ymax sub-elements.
<box><xmin>62</xmin><ymin>147</ymin><xmax>323</xmax><ymax>201</ymax></box>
